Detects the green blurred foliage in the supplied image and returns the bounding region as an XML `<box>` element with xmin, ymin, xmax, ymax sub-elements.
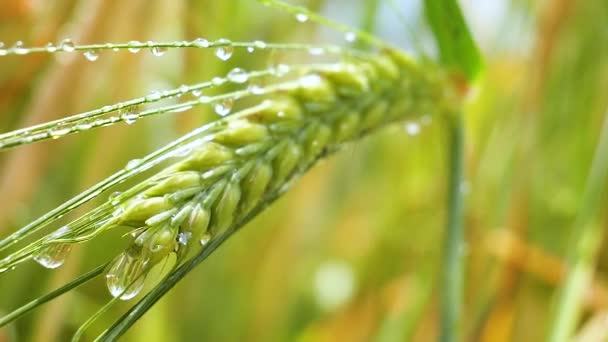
<box><xmin>0</xmin><ymin>0</ymin><xmax>606</xmax><ymax>341</ymax></box>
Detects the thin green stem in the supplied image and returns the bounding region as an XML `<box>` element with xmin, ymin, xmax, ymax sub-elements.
<box><xmin>0</xmin><ymin>263</ymin><xmax>107</xmax><ymax>327</ymax></box>
<box><xmin>548</xmin><ymin>108</ymin><xmax>608</xmax><ymax>342</ymax></box>
<box><xmin>440</xmin><ymin>115</ymin><xmax>465</xmax><ymax>342</ymax></box>
<box><xmin>0</xmin><ymin>40</ymin><xmax>354</xmax><ymax>57</ymax></box>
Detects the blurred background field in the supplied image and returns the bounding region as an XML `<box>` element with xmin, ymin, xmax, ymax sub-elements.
<box><xmin>0</xmin><ymin>0</ymin><xmax>607</xmax><ymax>341</ymax></box>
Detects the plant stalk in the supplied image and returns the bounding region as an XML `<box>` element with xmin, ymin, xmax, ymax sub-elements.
<box><xmin>440</xmin><ymin>115</ymin><xmax>465</xmax><ymax>342</ymax></box>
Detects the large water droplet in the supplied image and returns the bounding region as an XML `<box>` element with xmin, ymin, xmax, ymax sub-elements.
<box><xmin>128</xmin><ymin>40</ymin><xmax>142</xmax><ymax>53</ymax></box>
<box><xmin>60</xmin><ymin>39</ymin><xmax>75</xmax><ymax>52</ymax></box>
<box><xmin>0</xmin><ymin>42</ymin><xmax>7</xmax><ymax>56</ymax></box>
<box><xmin>227</xmin><ymin>68</ymin><xmax>249</xmax><ymax>84</ymax></box>
<box><xmin>214</xmin><ymin>98</ymin><xmax>234</xmax><ymax>116</ymax></box>
<box><xmin>295</xmin><ymin>13</ymin><xmax>309</xmax><ymax>22</ymax></box>
<box><xmin>192</xmin><ymin>38</ymin><xmax>210</xmax><ymax>48</ymax></box>
<box><xmin>33</xmin><ymin>244</ymin><xmax>72</xmax><ymax>269</ymax></box>
<box><xmin>12</xmin><ymin>41</ymin><xmax>28</xmax><ymax>55</ymax></box>
<box><xmin>151</xmin><ymin>46</ymin><xmax>166</xmax><ymax>57</ymax></box>
<box><xmin>404</xmin><ymin>122</ymin><xmax>420</xmax><ymax>136</ymax></box>
<box><xmin>125</xmin><ymin>158</ymin><xmax>143</xmax><ymax>170</ymax></box>
<box><xmin>215</xmin><ymin>39</ymin><xmax>233</xmax><ymax>61</ymax></box>
<box><xmin>247</xmin><ymin>46</ymin><xmax>255</xmax><ymax>53</ymax></box>
<box><xmin>105</xmin><ymin>249</ymin><xmax>147</xmax><ymax>300</ymax></box>
<box><xmin>83</xmin><ymin>50</ymin><xmax>99</xmax><ymax>61</ymax></box>
<box><xmin>191</xmin><ymin>89</ymin><xmax>202</xmax><ymax>97</ymax></box>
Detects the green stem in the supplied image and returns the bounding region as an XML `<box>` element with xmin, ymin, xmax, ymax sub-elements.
<box><xmin>0</xmin><ymin>263</ymin><xmax>107</xmax><ymax>327</ymax></box>
<box><xmin>548</xmin><ymin>109</ymin><xmax>608</xmax><ymax>342</ymax></box>
<box><xmin>440</xmin><ymin>115</ymin><xmax>465</xmax><ymax>342</ymax></box>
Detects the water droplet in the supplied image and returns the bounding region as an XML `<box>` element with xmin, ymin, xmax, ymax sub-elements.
<box><xmin>308</xmin><ymin>47</ymin><xmax>325</xmax><ymax>56</ymax></box>
<box><xmin>0</xmin><ymin>42</ymin><xmax>6</xmax><ymax>56</ymax></box>
<box><xmin>227</xmin><ymin>68</ymin><xmax>249</xmax><ymax>84</ymax></box>
<box><xmin>191</xmin><ymin>89</ymin><xmax>202</xmax><ymax>97</ymax></box>
<box><xmin>75</xmin><ymin>119</ymin><xmax>93</xmax><ymax>130</ymax></box>
<box><xmin>179</xmin><ymin>84</ymin><xmax>190</xmax><ymax>94</ymax></box>
<box><xmin>146</xmin><ymin>90</ymin><xmax>162</xmax><ymax>101</ymax></box>
<box><xmin>404</xmin><ymin>122</ymin><xmax>420</xmax><ymax>136</ymax></box>
<box><xmin>151</xmin><ymin>46</ymin><xmax>166</xmax><ymax>57</ymax></box>
<box><xmin>109</xmin><ymin>191</ymin><xmax>122</xmax><ymax>205</ymax></box>
<box><xmin>12</xmin><ymin>41</ymin><xmax>28</xmax><ymax>55</ymax></box>
<box><xmin>121</xmin><ymin>111</ymin><xmax>139</xmax><ymax>125</ymax></box>
<box><xmin>128</xmin><ymin>40</ymin><xmax>141</xmax><ymax>53</ymax></box>
<box><xmin>45</xmin><ymin>43</ymin><xmax>57</xmax><ymax>53</ymax></box>
<box><xmin>125</xmin><ymin>158</ymin><xmax>143</xmax><ymax>170</ymax></box>
<box><xmin>83</xmin><ymin>50</ymin><xmax>99</xmax><ymax>61</ymax></box>
<box><xmin>295</xmin><ymin>13</ymin><xmax>309</xmax><ymax>22</ymax></box>
<box><xmin>215</xmin><ymin>39</ymin><xmax>233</xmax><ymax>61</ymax></box>
<box><xmin>105</xmin><ymin>249</ymin><xmax>147</xmax><ymax>300</ymax></box>
<box><xmin>192</xmin><ymin>38</ymin><xmax>210</xmax><ymax>48</ymax></box>
<box><xmin>178</xmin><ymin>232</ymin><xmax>192</xmax><ymax>246</ymax></box>
<box><xmin>50</xmin><ymin>125</ymin><xmax>71</xmax><ymax>138</ymax></box>
<box><xmin>214</xmin><ymin>98</ymin><xmax>234</xmax><ymax>116</ymax></box>
<box><xmin>274</xmin><ymin>64</ymin><xmax>290</xmax><ymax>77</ymax></box>
<box><xmin>60</xmin><ymin>39</ymin><xmax>75</xmax><ymax>52</ymax></box>
<box><xmin>48</xmin><ymin>225</ymin><xmax>71</xmax><ymax>239</ymax></box>
<box><xmin>198</xmin><ymin>96</ymin><xmax>212</xmax><ymax>104</ymax></box>
<box><xmin>247</xmin><ymin>81</ymin><xmax>265</xmax><ymax>95</ymax></box>
<box><xmin>33</xmin><ymin>244</ymin><xmax>72</xmax><ymax>269</ymax></box>
<box><xmin>253</xmin><ymin>40</ymin><xmax>267</xmax><ymax>49</ymax></box>
<box><xmin>300</xmin><ymin>74</ymin><xmax>323</xmax><ymax>88</ymax></box>
<box><xmin>200</xmin><ymin>234</ymin><xmax>211</xmax><ymax>246</ymax></box>
<box><xmin>212</xmin><ymin>77</ymin><xmax>225</xmax><ymax>86</ymax></box>
<box><xmin>247</xmin><ymin>46</ymin><xmax>255</xmax><ymax>53</ymax></box>
<box><xmin>344</xmin><ymin>32</ymin><xmax>357</xmax><ymax>43</ymax></box>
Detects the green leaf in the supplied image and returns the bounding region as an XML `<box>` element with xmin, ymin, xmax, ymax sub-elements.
<box><xmin>424</xmin><ymin>0</ymin><xmax>483</xmax><ymax>81</ymax></box>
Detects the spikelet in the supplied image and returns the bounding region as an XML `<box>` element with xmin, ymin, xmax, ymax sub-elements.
<box><xmin>93</xmin><ymin>49</ymin><xmax>446</xmax><ymax>298</ymax></box>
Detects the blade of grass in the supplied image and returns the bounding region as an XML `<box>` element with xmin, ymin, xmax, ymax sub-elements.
<box><xmin>423</xmin><ymin>0</ymin><xmax>482</xmax><ymax>82</ymax></box>
<box><xmin>548</xmin><ymin>108</ymin><xmax>608</xmax><ymax>342</ymax></box>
